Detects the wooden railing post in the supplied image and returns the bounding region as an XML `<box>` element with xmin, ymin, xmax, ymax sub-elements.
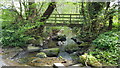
<box><xmin>70</xmin><ymin>14</ymin><xmax>71</xmax><ymax>23</ymax></box>
<box><xmin>55</xmin><ymin>14</ymin><xmax>56</xmax><ymax>23</ymax></box>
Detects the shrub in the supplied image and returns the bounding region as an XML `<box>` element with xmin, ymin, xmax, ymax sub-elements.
<box><xmin>93</xmin><ymin>31</ymin><xmax>119</xmax><ymax>50</ymax></box>
<box><xmin>1</xmin><ymin>29</ymin><xmax>34</xmax><ymax>47</ymax></box>
<box><xmin>89</xmin><ymin>31</ymin><xmax>120</xmax><ymax>65</ymax></box>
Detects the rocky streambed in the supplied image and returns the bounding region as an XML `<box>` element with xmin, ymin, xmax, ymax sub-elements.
<box><xmin>0</xmin><ymin>28</ymin><xmax>103</xmax><ymax>67</ymax></box>
<box><xmin>0</xmin><ymin>47</ymin><xmax>76</xmax><ymax>67</ymax></box>
<box><xmin>0</xmin><ymin>40</ymin><xmax>104</xmax><ymax>68</ymax></box>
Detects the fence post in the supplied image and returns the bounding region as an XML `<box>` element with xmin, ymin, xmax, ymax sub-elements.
<box><xmin>55</xmin><ymin>14</ymin><xmax>56</xmax><ymax>23</ymax></box>
<box><xmin>70</xmin><ymin>14</ymin><xmax>71</xmax><ymax>23</ymax></box>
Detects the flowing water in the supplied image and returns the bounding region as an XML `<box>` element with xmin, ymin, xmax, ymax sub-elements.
<box><xmin>57</xmin><ymin>27</ymin><xmax>77</xmax><ymax>61</ymax></box>
<box><xmin>0</xmin><ymin>48</ymin><xmax>27</xmax><ymax>67</ymax></box>
<box><xmin>0</xmin><ymin>27</ymin><xmax>77</xmax><ymax>67</ymax></box>
<box><xmin>0</xmin><ymin>48</ymin><xmax>8</xmax><ymax>67</ymax></box>
<box><xmin>0</xmin><ymin>53</ymin><xmax>7</xmax><ymax>67</ymax></box>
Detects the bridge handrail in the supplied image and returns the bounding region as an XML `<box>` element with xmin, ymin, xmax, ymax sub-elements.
<box><xmin>46</xmin><ymin>14</ymin><xmax>83</xmax><ymax>23</ymax></box>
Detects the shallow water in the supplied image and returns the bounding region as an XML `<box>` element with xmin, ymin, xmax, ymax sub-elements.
<box><xmin>0</xmin><ymin>48</ymin><xmax>7</xmax><ymax>67</ymax></box>
<box><xmin>0</xmin><ymin>27</ymin><xmax>77</xmax><ymax>67</ymax></box>
<box><xmin>0</xmin><ymin>48</ymin><xmax>26</xmax><ymax>67</ymax></box>
<box><xmin>0</xmin><ymin>55</ymin><xmax>7</xmax><ymax>67</ymax></box>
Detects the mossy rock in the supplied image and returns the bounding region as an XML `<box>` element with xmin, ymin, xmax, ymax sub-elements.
<box><xmin>65</xmin><ymin>44</ymin><xmax>79</xmax><ymax>53</ymax></box>
<box><xmin>41</xmin><ymin>48</ymin><xmax>60</xmax><ymax>57</ymax></box>
<box><xmin>48</xmin><ymin>41</ymin><xmax>57</xmax><ymax>48</ymax></box>
<box><xmin>70</xmin><ymin>54</ymin><xmax>79</xmax><ymax>62</ymax></box>
<box><xmin>79</xmin><ymin>53</ymin><xmax>102</xmax><ymax>67</ymax></box>
<box><xmin>27</xmin><ymin>45</ymin><xmax>40</xmax><ymax>52</ymax></box>
<box><xmin>36</xmin><ymin>52</ymin><xmax>47</xmax><ymax>58</ymax></box>
<box><xmin>79</xmin><ymin>42</ymin><xmax>89</xmax><ymax>47</ymax></box>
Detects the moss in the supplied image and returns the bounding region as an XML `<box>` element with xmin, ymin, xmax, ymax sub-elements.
<box><xmin>65</xmin><ymin>44</ymin><xmax>79</xmax><ymax>53</ymax></box>
<box><xmin>79</xmin><ymin>53</ymin><xmax>102</xmax><ymax>67</ymax></box>
<box><xmin>79</xmin><ymin>42</ymin><xmax>89</xmax><ymax>47</ymax></box>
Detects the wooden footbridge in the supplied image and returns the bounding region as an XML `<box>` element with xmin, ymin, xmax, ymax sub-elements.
<box><xmin>3</xmin><ymin>14</ymin><xmax>84</xmax><ymax>27</ymax></box>
<box><xmin>45</xmin><ymin>14</ymin><xmax>84</xmax><ymax>27</ymax></box>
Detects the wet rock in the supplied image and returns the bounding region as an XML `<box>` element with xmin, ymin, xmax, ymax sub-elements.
<box><xmin>52</xmin><ymin>35</ymin><xmax>66</xmax><ymax>42</ymax></box>
<box><xmin>48</xmin><ymin>40</ymin><xmax>57</xmax><ymax>48</ymax></box>
<box><xmin>58</xmin><ymin>52</ymin><xmax>72</xmax><ymax>61</ymax></box>
<box><xmin>66</xmin><ymin>37</ymin><xmax>76</xmax><ymax>45</ymax></box>
<box><xmin>79</xmin><ymin>42</ymin><xmax>89</xmax><ymax>47</ymax></box>
<box><xmin>71</xmin><ymin>37</ymin><xmax>83</xmax><ymax>45</ymax></box>
<box><xmin>70</xmin><ymin>53</ymin><xmax>79</xmax><ymax>62</ymax></box>
<box><xmin>77</xmin><ymin>42</ymin><xmax>90</xmax><ymax>50</ymax></box>
<box><xmin>27</xmin><ymin>44</ymin><xmax>41</xmax><ymax>52</ymax></box>
<box><xmin>36</xmin><ymin>52</ymin><xmax>47</xmax><ymax>58</ymax></box>
<box><xmin>79</xmin><ymin>53</ymin><xmax>102</xmax><ymax>67</ymax></box>
<box><xmin>41</xmin><ymin>48</ymin><xmax>60</xmax><ymax>57</ymax></box>
<box><xmin>64</xmin><ymin>44</ymin><xmax>79</xmax><ymax>53</ymax></box>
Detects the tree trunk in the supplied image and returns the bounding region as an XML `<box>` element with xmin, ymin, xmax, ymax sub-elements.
<box><xmin>27</xmin><ymin>1</ymin><xmax>37</xmax><ymax>22</ymax></box>
<box><xmin>39</xmin><ymin>2</ymin><xmax>56</xmax><ymax>22</ymax></box>
<box><xmin>108</xmin><ymin>16</ymin><xmax>113</xmax><ymax>30</ymax></box>
<box><xmin>35</xmin><ymin>2</ymin><xmax>56</xmax><ymax>36</ymax></box>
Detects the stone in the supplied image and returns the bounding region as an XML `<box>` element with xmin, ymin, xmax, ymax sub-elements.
<box><xmin>78</xmin><ymin>42</ymin><xmax>89</xmax><ymax>47</ymax></box>
<box><xmin>36</xmin><ymin>52</ymin><xmax>47</xmax><ymax>58</ymax></box>
<box><xmin>70</xmin><ymin>53</ymin><xmax>79</xmax><ymax>62</ymax></box>
<box><xmin>72</xmin><ymin>64</ymin><xmax>83</xmax><ymax>66</ymax></box>
<box><xmin>53</xmin><ymin>63</ymin><xmax>65</xmax><ymax>68</ymax></box>
<box><xmin>68</xmin><ymin>66</ymin><xmax>91</xmax><ymax>68</ymax></box>
<box><xmin>58</xmin><ymin>52</ymin><xmax>72</xmax><ymax>61</ymax></box>
<box><xmin>64</xmin><ymin>44</ymin><xmax>79</xmax><ymax>53</ymax></box>
<box><xmin>79</xmin><ymin>53</ymin><xmax>102</xmax><ymax>67</ymax></box>
<box><xmin>48</xmin><ymin>40</ymin><xmax>57</xmax><ymax>48</ymax></box>
<box><xmin>27</xmin><ymin>44</ymin><xmax>41</xmax><ymax>52</ymax></box>
<box><xmin>41</xmin><ymin>48</ymin><xmax>60</xmax><ymax>57</ymax></box>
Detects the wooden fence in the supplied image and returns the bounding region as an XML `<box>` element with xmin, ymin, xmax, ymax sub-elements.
<box><xmin>46</xmin><ymin>14</ymin><xmax>84</xmax><ymax>24</ymax></box>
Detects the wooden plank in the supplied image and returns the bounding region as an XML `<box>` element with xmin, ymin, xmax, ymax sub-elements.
<box><xmin>49</xmin><ymin>17</ymin><xmax>83</xmax><ymax>19</ymax></box>
<box><xmin>52</xmin><ymin>14</ymin><xmax>81</xmax><ymax>15</ymax></box>
<box><xmin>47</xmin><ymin>20</ymin><xmax>83</xmax><ymax>22</ymax></box>
<box><xmin>55</xmin><ymin>14</ymin><xmax>57</xmax><ymax>23</ymax></box>
<box><xmin>70</xmin><ymin>14</ymin><xmax>71</xmax><ymax>23</ymax></box>
<box><xmin>45</xmin><ymin>23</ymin><xmax>69</xmax><ymax>26</ymax></box>
<box><xmin>44</xmin><ymin>23</ymin><xmax>83</xmax><ymax>27</ymax></box>
<box><xmin>47</xmin><ymin>20</ymin><xmax>69</xmax><ymax>21</ymax></box>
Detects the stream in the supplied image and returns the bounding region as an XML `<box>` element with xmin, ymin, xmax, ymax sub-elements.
<box><xmin>0</xmin><ymin>48</ymin><xmax>7</xmax><ymax>67</ymax></box>
<box><xmin>0</xmin><ymin>27</ymin><xmax>78</xmax><ymax>67</ymax></box>
<box><xmin>0</xmin><ymin>54</ymin><xmax>7</xmax><ymax>67</ymax></box>
<box><xmin>58</xmin><ymin>37</ymin><xmax>77</xmax><ymax>61</ymax></box>
<box><xmin>0</xmin><ymin>48</ymin><xmax>27</xmax><ymax>67</ymax></box>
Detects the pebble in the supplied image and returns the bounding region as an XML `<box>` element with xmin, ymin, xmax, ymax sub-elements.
<box><xmin>53</xmin><ymin>63</ymin><xmax>65</xmax><ymax>68</ymax></box>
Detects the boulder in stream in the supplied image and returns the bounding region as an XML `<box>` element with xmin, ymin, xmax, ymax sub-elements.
<box><xmin>41</xmin><ymin>48</ymin><xmax>60</xmax><ymax>57</ymax></box>
<box><xmin>27</xmin><ymin>44</ymin><xmax>41</xmax><ymax>52</ymax></box>
<box><xmin>36</xmin><ymin>52</ymin><xmax>47</xmax><ymax>58</ymax></box>
<box><xmin>58</xmin><ymin>52</ymin><xmax>72</xmax><ymax>61</ymax></box>
<box><xmin>64</xmin><ymin>44</ymin><xmax>79</xmax><ymax>53</ymax></box>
